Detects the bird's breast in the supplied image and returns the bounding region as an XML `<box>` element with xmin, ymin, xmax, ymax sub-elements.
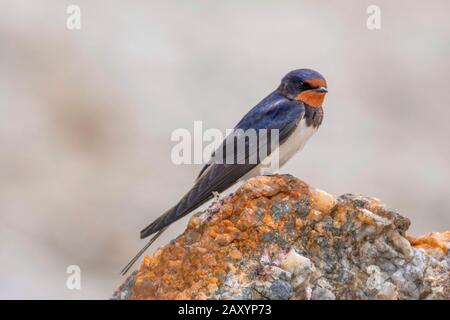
<box><xmin>241</xmin><ymin>118</ymin><xmax>318</xmax><ymax>180</ymax></box>
<box><xmin>278</xmin><ymin>118</ymin><xmax>318</xmax><ymax>167</ymax></box>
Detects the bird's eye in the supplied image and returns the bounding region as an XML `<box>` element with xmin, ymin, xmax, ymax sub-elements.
<box><xmin>301</xmin><ymin>82</ymin><xmax>312</xmax><ymax>90</ymax></box>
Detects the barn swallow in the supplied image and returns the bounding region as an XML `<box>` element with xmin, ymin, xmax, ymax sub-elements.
<box><xmin>121</xmin><ymin>68</ymin><xmax>328</xmax><ymax>274</ymax></box>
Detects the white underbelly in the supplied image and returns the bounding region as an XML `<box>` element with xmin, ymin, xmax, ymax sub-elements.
<box><xmin>241</xmin><ymin>118</ymin><xmax>317</xmax><ymax>179</ymax></box>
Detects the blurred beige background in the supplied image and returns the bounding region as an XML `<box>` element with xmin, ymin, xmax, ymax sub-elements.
<box><xmin>0</xmin><ymin>0</ymin><xmax>449</xmax><ymax>299</ymax></box>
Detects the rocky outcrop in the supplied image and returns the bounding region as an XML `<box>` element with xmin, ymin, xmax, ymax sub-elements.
<box><xmin>113</xmin><ymin>175</ymin><xmax>450</xmax><ymax>300</ymax></box>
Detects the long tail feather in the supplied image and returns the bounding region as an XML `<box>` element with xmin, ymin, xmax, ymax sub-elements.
<box><xmin>120</xmin><ymin>226</ymin><xmax>168</xmax><ymax>276</ymax></box>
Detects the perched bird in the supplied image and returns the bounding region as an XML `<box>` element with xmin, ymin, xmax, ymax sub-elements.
<box><xmin>121</xmin><ymin>68</ymin><xmax>328</xmax><ymax>274</ymax></box>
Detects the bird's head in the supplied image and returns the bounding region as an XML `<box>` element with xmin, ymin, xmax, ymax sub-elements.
<box><xmin>278</xmin><ymin>69</ymin><xmax>328</xmax><ymax>108</ymax></box>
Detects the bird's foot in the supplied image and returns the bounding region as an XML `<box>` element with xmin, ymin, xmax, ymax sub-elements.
<box><xmin>212</xmin><ymin>191</ymin><xmax>220</xmax><ymax>201</ymax></box>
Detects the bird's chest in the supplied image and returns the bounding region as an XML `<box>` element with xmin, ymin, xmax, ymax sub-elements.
<box><xmin>240</xmin><ymin>118</ymin><xmax>318</xmax><ymax>180</ymax></box>
<box><xmin>278</xmin><ymin>118</ymin><xmax>318</xmax><ymax>166</ymax></box>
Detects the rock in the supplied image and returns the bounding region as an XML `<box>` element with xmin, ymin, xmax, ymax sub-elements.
<box><xmin>311</xmin><ymin>287</ymin><xmax>336</xmax><ymax>300</ymax></box>
<box><xmin>113</xmin><ymin>175</ymin><xmax>450</xmax><ymax>300</ymax></box>
<box><xmin>280</xmin><ymin>248</ymin><xmax>313</xmax><ymax>277</ymax></box>
<box><xmin>266</xmin><ymin>279</ymin><xmax>293</xmax><ymax>300</ymax></box>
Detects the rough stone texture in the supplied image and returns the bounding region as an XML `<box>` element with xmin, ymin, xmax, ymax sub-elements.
<box><xmin>113</xmin><ymin>175</ymin><xmax>450</xmax><ymax>300</ymax></box>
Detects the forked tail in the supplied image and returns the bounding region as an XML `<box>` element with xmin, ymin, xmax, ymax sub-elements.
<box><xmin>120</xmin><ymin>226</ymin><xmax>168</xmax><ymax>276</ymax></box>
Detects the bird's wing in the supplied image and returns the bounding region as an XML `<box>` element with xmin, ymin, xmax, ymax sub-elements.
<box><xmin>197</xmin><ymin>92</ymin><xmax>302</xmax><ymax>180</ymax></box>
<box><xmin>140</xmin><ymin>95</ymin><xmax>304</xmax><ymax>238</ymax></box>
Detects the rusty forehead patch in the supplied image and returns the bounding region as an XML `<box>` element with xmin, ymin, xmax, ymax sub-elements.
<box><xmin>304</xmin><ymin>78</ymin><xmax>327</xmax><ymax>88</ymax></box>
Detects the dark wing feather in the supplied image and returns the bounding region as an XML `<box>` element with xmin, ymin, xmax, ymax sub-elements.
<box><xmin>141</xmin><ymin>92</ymin><xmax>304</xmax><ymax>238</ymax></box>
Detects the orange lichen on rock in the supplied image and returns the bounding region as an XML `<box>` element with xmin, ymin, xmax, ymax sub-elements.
<box><xmin>410</xmin><ymin>231</ymin><xmax>450</xmax><ymax>258</ymax></box>
<box><xmin>114</xmin><ymin>175</ymin><xmax>449</xmax><ymax>300</ymax></box>
<box><xmin>310</xmin><ymin>189</ymin><xmax>337</xmax><ymax>213</ymax></box>
<box><xmin>129</xmin><ymin>175</ymin><xmax>315</xmax><ymax>299</ymax></box>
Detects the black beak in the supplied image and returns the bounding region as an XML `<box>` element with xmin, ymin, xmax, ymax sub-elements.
<box><xmin>313</xmin><ymin>86</ymin><xmax>328</xmax><ymax>93</ymax></box>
